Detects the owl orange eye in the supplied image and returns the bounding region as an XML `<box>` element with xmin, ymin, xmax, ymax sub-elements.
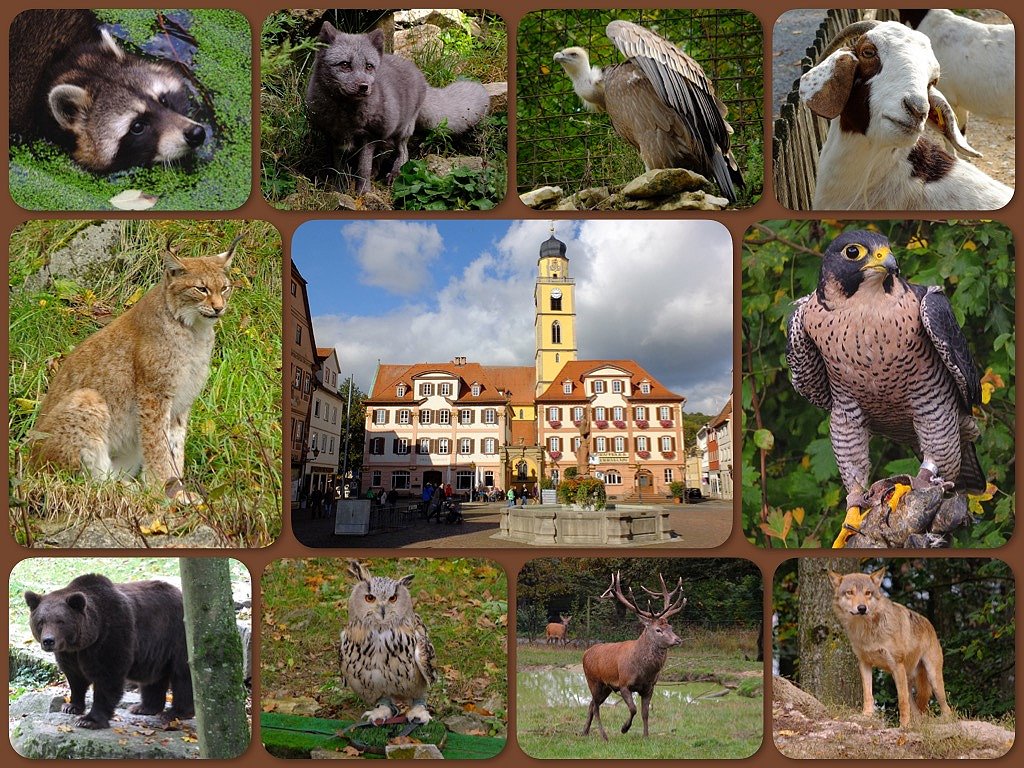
<box><xmin>364</xmin><ymin>594</ymin><xmax>376</xmax><ymax>603</ymax></box>
<box><xmin>389</xmin><ymin>594</ymin><xmax>398</xmax><ymax>603</ymax></box>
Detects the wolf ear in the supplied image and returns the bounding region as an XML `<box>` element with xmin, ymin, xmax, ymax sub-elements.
<box><xmin>869</xmin><ymin>567</ymin><xmax>886</xmax><ymax>586</ymax></box>
<box><xmin>826</xmin><ymin>569</ymin><xmax>843</xmax><ymax>589</ymax></box>
<box><xmin>48</xmin><ymin>85</ymin><xmax>92</xmax><ymax>131</ymax></box>
<box><xmin>368</xmin><ymin>28</ymin><xmax>385</xmax><ymax>54</ymax></box>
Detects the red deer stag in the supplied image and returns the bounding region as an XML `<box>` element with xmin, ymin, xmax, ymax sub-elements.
<box><xmin>582</xmin><ymin>571</ymin><xmax>685</xmax><ymax>739</ymax></box>
<box><xmin>545</xmin><ymin>614</ymin><xmax>572</xmax><ymax>645</ymax></box>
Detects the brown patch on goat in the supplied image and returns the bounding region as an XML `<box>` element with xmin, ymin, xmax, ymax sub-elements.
<box><xmin>908</xmin><ymin>139</ymin><xmax>956</xmax><ymax>182</ymax></box>
<box><xmin>839</xmin><ymin>38</ymin><xmax>882</xmax><ymax>135</ymax></box>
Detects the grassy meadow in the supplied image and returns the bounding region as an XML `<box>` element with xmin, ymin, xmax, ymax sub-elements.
<box><xmin>516</xmin><ymin>631</ymin><xmax>763</xmax><ymax>759</ymax></box>
<box><xmin>8</xmin><ymin>219</ymin><xmax>282</xmax><ymax>547</ymax></box>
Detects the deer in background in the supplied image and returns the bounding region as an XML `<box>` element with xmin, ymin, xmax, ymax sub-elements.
<box><xmin>581</xmin><ymin>571</ymin><xmax>686</xmax><ymax>739</ymax></box>
<box><xmin>545</xmin><ymin>614</ymin><xmax>572</xmax><ymax>646</ymax></box>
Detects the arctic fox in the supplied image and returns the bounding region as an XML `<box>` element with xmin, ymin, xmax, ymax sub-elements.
<box><xmin>305</xmin><ymin>23</ymin><xmax>490</xmax><ymax>194</ymax></box>
<box><xmin>9</xmin><ymin>9</ymin><xmax>207</xmax><ymax>173</ymax></box>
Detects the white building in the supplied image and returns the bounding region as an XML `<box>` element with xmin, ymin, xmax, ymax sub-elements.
<box><xmin>305</xmin><ymin>347</ymin><xmax>345</xmax><ymax>495</ymax></box>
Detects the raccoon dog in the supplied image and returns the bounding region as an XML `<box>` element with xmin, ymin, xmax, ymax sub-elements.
<box><xmin>305</xmin><ymin>23</ymin><xmax>490</xmax><ymax>194</ymax></box>
<box><xmin>9</xmin><ymin>9</ymin><xmax>206</xmax><ymax>173</ymax></box>
<box><xmin>829</xmin><ymin>568</ymin><xmax>953</xmax><ymax>728</ymax></box>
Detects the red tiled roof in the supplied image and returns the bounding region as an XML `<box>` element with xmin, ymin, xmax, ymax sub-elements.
<box><xmin>367</xmin><ymin>362</ymin><xmax>511</xmax><ymax>404</ymax></box>
<box><xmin>711</xmin><ymin>395</ymin><xmax>732</xmax><ymax>428</ymax></box>
<box><xmin>482</xmin><ymin>365</ymin><xmax>535</xmax><ymax>404</ymax></box>
<box><xmin>536</xmin><ymin>360</ymin><xmax>685</xmax><ymax>403</ymax></box>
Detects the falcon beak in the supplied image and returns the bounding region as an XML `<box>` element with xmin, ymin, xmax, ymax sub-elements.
<box><xmin>860</xmin><ymin>246</ymin><xmax>899</xmax><ymax>276</ymax></box>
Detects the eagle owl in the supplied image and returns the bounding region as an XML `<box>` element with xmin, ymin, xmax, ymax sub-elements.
<box><xmin>339</xmin><ymin>560</ymin><xmax>437</xmax><ymax>725</ymax></box>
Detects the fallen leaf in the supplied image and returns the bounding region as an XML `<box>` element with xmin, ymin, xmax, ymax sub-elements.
<box><xmin>110</xmin><ymin>189</ymin><xmax>158</xmax><ymax>210</ymax></box>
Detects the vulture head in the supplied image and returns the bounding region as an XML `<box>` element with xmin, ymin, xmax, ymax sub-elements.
<box><xmin>553</xmin><ymin>47</ymin><xmax>605</xmax><ymax>112</ymax></box>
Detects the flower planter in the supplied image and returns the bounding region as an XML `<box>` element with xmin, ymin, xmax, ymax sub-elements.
<box><xmin>595</xmin><ymin>420</ymin><xmax>609</xmax><ymax>429</ymax></box>
<box><xmin>635</xmin><ymin>419</ymin><xmax>649</xmax><ymax>429</ymax></box>
<box><xmin>659</xmin><ymin>419</ymin><xmax>673</xmax><ymax>428</ymax></box>
<box><xmin>549</xmin><ymin>421</ymin><xmax>561</xmax><ymax>429</ymax></box>
<box><xmin>612</xmin><ymin>420</ymin><xmax>626</xmax><ymax>429</ymax></box>
<box><xmin>637</xmin><ymin>451</ymin><xmax>651</xmax><ymax>459</ymax></box>
<box><xmin>549</xmin><ymin>451</ymin><xmax>562</xmax><ymax>460</ymax></box>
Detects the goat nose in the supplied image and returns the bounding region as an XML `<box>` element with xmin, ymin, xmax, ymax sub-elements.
<box><xmin>903</xmin><ymin>96</ymin><xmax>928</xmax><ymax>121</ymax></box>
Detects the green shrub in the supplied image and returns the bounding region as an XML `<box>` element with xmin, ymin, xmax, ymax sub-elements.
<box><xmin>556</xmin><ymin>476</ymin><xmax>607</xmax><ymax>509</ymax></box>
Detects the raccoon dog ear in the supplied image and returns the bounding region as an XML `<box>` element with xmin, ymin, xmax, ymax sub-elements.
<box><xmin>48</xmin><ymin>85</ymin><xmax>92</xmax><ymax>131</ymax></box>
<box><xmin>98</xmin><ymin>28</ymin><xmax>126</xmax><ymax>61</ymax></box>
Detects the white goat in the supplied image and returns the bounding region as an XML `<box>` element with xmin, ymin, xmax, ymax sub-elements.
<box><xmin>800</xmin><ymin>20</ymin><xmax>1012</xmax><ymax>210</ymax></box>
<box><xmin>901</xmin><ymin>9</ymin><xmax>1014</xmax><ymax>129</ymax></box>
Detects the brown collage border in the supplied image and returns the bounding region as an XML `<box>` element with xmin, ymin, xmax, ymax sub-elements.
<box><xmin>1</xmin><ymin>2</ymin><xmax>1020</xmax><ymax>765</ymax></box>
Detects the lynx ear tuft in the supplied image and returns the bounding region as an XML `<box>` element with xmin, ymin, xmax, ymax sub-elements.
<box><xmin>219</xmin><ymin>234</ymin><xmax>243</xmax><ymax>269</ymax></box>
<box><xmin>162</xmin><ymin>250</ymin><xmax>187</xmax><ymax>277</ymax></box>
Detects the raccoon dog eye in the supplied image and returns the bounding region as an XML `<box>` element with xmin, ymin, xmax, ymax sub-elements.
<box><xmin>158</xmin><ymin>94</ymin><xmax>169</xmax><ymax>107</ymax></box>
<box><xmin>130</xmin><ymin>119</ymin><xmax>148</xmax><ymax>135</ymax></box>
<box><xmin>366</xmin><ymin>62</ymin><xmax>375</xmax><ymax>72</ymax></box>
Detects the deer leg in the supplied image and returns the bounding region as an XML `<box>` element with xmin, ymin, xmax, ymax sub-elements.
<box><xmin>618</xmin><ymin>687</ymin><xmax>638</xmax><ymax>734</ymax></box>
<box><xmin>639</xmin><ymin>689</ymin><xmax>653</xmax><ymax>736</ymax></box>
<box><xmin>582</xmin><ymin>685</ymin><xmax>610</xmax><ymax>739</ymax></box>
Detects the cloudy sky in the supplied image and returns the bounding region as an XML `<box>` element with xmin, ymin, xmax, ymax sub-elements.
<box><xmin>294</xmin><ymin>219</ymin><xmax>733</xmax><ymax>415</ymax></box>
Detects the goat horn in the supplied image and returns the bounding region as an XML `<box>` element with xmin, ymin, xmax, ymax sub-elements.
<box><xmin>817</xmin><ymin>20</ymin><xmax>879</xmax><ymax>62</ymax></box>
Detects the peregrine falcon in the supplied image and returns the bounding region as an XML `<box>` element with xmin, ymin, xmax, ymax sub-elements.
<box><xmin>786</xmin><ymin>230</ymin><xmax>985</xmax><ymax>546</ymax></box>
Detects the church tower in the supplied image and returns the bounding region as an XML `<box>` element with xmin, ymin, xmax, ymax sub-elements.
<box><xmin>534</xmin><ymin>228</ymin><xmax>578</xmax><ymax>395</ymax></box>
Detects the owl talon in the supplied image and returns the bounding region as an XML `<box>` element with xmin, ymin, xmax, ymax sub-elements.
<box><xmin>363</xmin><ymin>703</ymin><xmax>397</xmax><ymax>726</ymax></box>
<box><xmin>406</xmin><ymin>703</ymin><xmax>431</xmax><ymax>724</ymax></box>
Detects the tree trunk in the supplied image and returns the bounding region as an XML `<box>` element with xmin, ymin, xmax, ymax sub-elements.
<box><xmin>179</xmin><ymin>558</ymin><xmax>249</xmax><ymax>758</ymax></box>
<box><xmin>797</xmin><ymin>558</ymin><xmax>860</xmax><ymax>708</ymax></box>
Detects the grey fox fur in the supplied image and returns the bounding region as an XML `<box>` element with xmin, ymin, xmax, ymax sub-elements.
<box><xmin>305</xmin><ymin>23</ymin><xmax>489</xmax><ymax>193</ymax></box>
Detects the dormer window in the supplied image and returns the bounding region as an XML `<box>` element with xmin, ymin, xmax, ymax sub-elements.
<box><xmin>593</xmin><ymin>380</ymin><xmax>605</xmax><ymax>394</ymax></box>
<box><xmin>420</xmin><ymin>382</ymin><xmax>434</xmax><ymax>397</ymax></box>
<box><xmin>440</xmin><ymin>382</ymin><xmax>453</xmax><ymax>397</ymax></box>
<box><xmin>612</xmin><ymin>380</ymin><xmax>623</xmax><ymax>394</ymax></box>
<box><xmin>471</xmin><ymin>382</ymin><xmax>481</xmax><ymax>397</ymax></box>
<box><xmin>640</xmin><ymin>380</ymin><xmax>651</xmax><ymax>394</ymax></box>
<box><xmin>562</xmin><ymin>380</ymin><xmax>572</xmax><ymax>395</ymax></box>
<box><xmin>396</xmin><ymin>384</ymin><xmax>406</xmax><ymax>397</ymax></box>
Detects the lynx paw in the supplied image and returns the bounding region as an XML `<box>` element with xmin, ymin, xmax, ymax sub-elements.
<box><xmin>164</xmin><ymin>477</ymin><xmax>204</xmax><ymax>506</ymax></box>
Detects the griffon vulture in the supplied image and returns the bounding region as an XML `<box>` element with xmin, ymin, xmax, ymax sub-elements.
<box><xmin>554</xmin><ymin>20</ymin><xmax>744</xmax><ymax>203</ymax></box>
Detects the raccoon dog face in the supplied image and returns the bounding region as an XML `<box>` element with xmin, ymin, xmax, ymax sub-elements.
<box><xmin>315</xmin><ymin>23</ymin><xmax>383</xmax><ymax>99</ymax></box>
<box><xmin>48</xmin><ymin>30</ymin><xmax>206</xmax><ymax>172</ymax></box>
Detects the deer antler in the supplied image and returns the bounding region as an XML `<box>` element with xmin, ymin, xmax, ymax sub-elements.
<box><xmin>599</xmin><ymin>571</ymin><xmax>686</xmax><ymax>620</ymax></box>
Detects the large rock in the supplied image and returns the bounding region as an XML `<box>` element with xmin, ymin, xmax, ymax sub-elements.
<box><xmin>621</xmin><ymin>168</ymin><xmax>714</xmax><ymax>198</ymax></box>
<box><xmin>10</xmin><ymin>690</ymin><xmax>200</xmax><ymax>759</ymax></box>
<box><xmin>519</xmin><ymin>186</ymin><xmax>562</xmax><ymax>208</ymax></box>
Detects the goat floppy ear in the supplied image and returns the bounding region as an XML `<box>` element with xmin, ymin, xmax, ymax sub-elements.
<box><xmin>927</xmin><ymin>85</ymin><xmax>982</xmax><ymax>158</ymax></box>
<box><xmin>800</xmin><ymin>49</ymin><xmax>858</xmax><ymax>120</ymax></box>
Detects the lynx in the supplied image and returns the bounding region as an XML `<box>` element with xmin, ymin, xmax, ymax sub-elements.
<box><xmin>30</xmin><ymin>237</ymin><xmax>239</xmax><ymax>499</ymax></box>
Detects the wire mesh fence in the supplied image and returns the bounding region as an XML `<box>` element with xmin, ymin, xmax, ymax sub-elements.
<box><xmin>517</xmin><ymin>8</ymin><xmax>764</xmax><ymax>201</ymax></box>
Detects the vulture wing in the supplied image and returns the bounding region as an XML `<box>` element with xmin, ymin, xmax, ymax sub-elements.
<box><xmin>605</xmin><ymin>20</ymin><xmax>742</xmax><ymax>202</ymax></box>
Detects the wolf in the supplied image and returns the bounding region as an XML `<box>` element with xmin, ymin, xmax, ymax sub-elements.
<box><xmin>829</xmin><ymin>567</ymin><xmax>953</xmax><ymax>728</ymax></box>
<box><xmin>9</xmin><ymin>9</ymin><xmax>206</xmax><ymax>173</ymax></box>
<box><xmin>305</xmin><ymin>23</ymin><xmax>490</xmax><ymax>194</ymax></box>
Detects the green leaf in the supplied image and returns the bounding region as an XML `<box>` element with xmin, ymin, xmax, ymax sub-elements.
<box><xmin>753</xmin><ymin>428</ymin><xmax>774</xmax><ymax>451</ymax></box>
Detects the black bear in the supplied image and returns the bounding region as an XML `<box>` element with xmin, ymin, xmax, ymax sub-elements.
<box><xmin>25</xmin><ymin>573</ymin><xmax>194</xmax><ymax>729</ymax></box>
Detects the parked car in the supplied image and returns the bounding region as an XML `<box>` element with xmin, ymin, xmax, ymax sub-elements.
<box><xmin>686</xmin><ymin>488</ymin><xmax>704</xmax><ymax>502</ymax></box>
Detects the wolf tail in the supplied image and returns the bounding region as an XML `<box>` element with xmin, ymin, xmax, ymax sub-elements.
<box><xmin>418</xmin><ymin>80</ymin><xmax>489</xmax><ymax>134</ymax></box>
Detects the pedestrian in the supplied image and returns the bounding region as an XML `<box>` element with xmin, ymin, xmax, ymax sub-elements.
<box><xmin>445</xmin><ymin>483</ymin><xmax>453</xmax><ymax>499</ymax></box>
<box><xmin>507</xmin><ymin>487</ymin><xmax>515</xmax><ymax>507</ymax></box>
<box><xmin>519</xmin><ymin>486</ymin><xmax>527</xmax><ymax>508</ymax></box>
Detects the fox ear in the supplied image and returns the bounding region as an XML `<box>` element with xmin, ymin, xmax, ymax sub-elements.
<box><xmin>318</xmin><ymin>20</ymin><xmax>338</xmax><ymax>44</ymax></box>
<box><xmin>869</xmin><ymin>567</ymin><xmax>886</xmax><ymax>586</ymax></box>
<box><xmin>368</xmin><ymin>28</ymin><xmax>385</xmax><ymax>54</ymax></box>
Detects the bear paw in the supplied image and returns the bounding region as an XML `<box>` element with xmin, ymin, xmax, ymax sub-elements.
<box><xmin>128</xmin><ymin>703</ymin><xmax>165</xmax><ymax>716</ymax></box>
<box><xmin>406</xmin><ymin>704</ymin><xmax>431</xmax><ymax>724</ymax></box>
<box><xmin>61</xmin><ymin>703</ymin><xmax>85</xmax><ymax>715</ymax></box>
<box><xmin>77</xmin><ymin>714</ymin><xmax>109</xmax><ymax>729</ymax></box>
